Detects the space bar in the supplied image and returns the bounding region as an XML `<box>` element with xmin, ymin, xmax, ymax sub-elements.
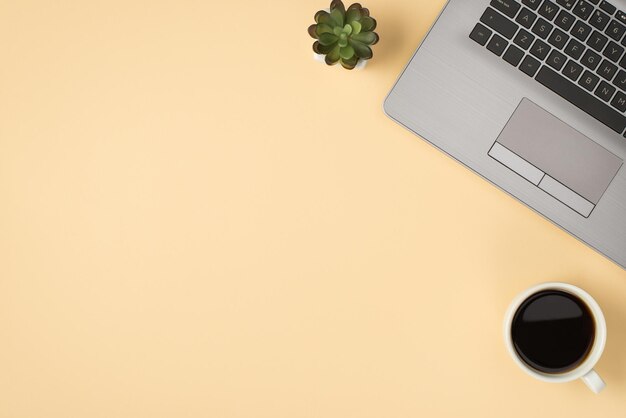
<box><xmin>535</xmin><ymin>66</ymin><xmax>626</xmax><ymax>134</ymax></box>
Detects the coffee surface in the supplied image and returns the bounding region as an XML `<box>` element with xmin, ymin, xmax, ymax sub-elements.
<box><xmin>512</xmin><ymin>290</ymin><xmax>595</xmax><ymax>374</ymax></box>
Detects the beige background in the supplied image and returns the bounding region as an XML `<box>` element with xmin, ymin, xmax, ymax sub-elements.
<box><xmin>1</xmin><ymin>0</ymin><xmax>625</xmax><ymax>416</ymax></box>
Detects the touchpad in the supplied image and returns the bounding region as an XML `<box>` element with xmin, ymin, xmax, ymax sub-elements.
<box><xmin>489</xmin><ymin>98</ymin><xmax>623</xmax><ymax>217</ymax></box>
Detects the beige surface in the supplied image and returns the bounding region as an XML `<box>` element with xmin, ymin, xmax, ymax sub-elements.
<box><xmin>1</xmin><ymin>0</ymin><xmax>625</xmax><ymax>416</ymax></box>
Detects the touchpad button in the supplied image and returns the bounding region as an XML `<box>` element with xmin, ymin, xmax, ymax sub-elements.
<box><xmin>491</xmin><ymin>98</ymin><xmax>622</xmax><ymax>213</ymax></box>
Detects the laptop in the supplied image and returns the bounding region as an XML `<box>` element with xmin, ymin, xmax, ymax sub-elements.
<box><xmin>385</xmin><ymin>0</ymin><xmax>626</xmax><ymax>269</ymax></box>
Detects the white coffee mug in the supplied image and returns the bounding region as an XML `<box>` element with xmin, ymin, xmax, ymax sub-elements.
<box><xmin>504</xmin><ymin>282</ymin><xmax>607</xmax><ymax>393</ymax></box>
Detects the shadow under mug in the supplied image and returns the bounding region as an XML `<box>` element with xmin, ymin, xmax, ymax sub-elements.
<box><xmin>503</xmin><ymin>282</ymin><xmax>607</xmax><ymax>394</ymax></box>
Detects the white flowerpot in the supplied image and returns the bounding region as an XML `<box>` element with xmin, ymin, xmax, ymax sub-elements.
<box><xmin>312</xmin><ymin>52</ymin><xmax>368</xmax><ymax>70</ymax></box>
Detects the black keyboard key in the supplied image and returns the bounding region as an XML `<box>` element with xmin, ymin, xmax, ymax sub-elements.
<box><xmin>481</xmin><ymin>8</ymin><xmax>520</xmax><ymax>39</ymax></box>
<box><xmin>571</xmin><ymin>21</ymin><xmax>592</xmax><ymax>41</ymax></box>
<box><xmin>555</xmin><ymin>10</ymin><xmax>576</xmax><ymax>30</ymax></box>
<box><xmin>517</xmin><ymin>8</ymin><xmax>538</xmax><ymax>28</ymax></box>
<box><xmin>514</xmin><ymin>29</ymin><xmax>536</xmax><ymax>49</ymax></box>
<box><xmin>564</xmin><ymin>38</ymin><xmax>585</xmax><ymax>59</ymax></box>
<box><xmin>620</xmin><ymin>53</ymin><xmax>626</xmax><ymax>68</ymax></box>
<box><xmin>520</xmin><ymin>55</ymin><xmax>542</xmax><ymax>76</ymax></box>
<box><xmin>537</xmin><ymin>67</ymin><xmax>626</xmax><ymax>132</ymax></box>
<box><xmin>604</xmin><ymin>41</ymin><xmax>625</xmax><ymax>62</ymax></box>
<box><xmin>607</xmin><ymin>20</ymin><xmax>626</xmax><ymax>42</ymax></box>
<box><xmin>612</xmin><ymin>69</ymin><xmax>626</xmax><ymax>89</ymax></box>
<box><xmin>556</xmin><ymin>0</ymin><xmax>575</xmax><ymax>9</ymax></box>
<box><xmin>611</xmin><ymin>91</ymin><xmax>626</xmax><ymax>111</ymax></box>
<box><xmin>590</xmin><ymin>10</ymin><xmax>612</xmax><ymax>31</ymax></box>
<box><xmin>563</xmin><ymin>59</ymin><xmax>584</xmax><ymax>80</ymax></box>
<box><xmin>573</xmin><ymin>1</ymin><xmax>594</xmax><ymax>20</ymax></box>
<box><xmin>547</xmin><ymin>50</ymin><xmax>568</xmax><ymax>69</ymax></box>
<box><xmin>491</xmin><ymin>0</ymin><xmax>521</xmax><ymax>19</ymax></box>
<box><xmin>531</xmin><ymin>38</ymin><xmax>552</xmax><ymax>59</ymax></box>
<box><xmin>579</xmin><ymin>71</ymin><xmax>601</xmax><ymax>90</ymax></box>
<box><xmin>539</xmin><ymin>1</ymin><xmax>559</xmax><ymax>20</ymax></box>
<box><xmin>548</xmin><ymin>28</ymin><xmax>569</xmax><ymax>48</ymax></box>
<box><xmin>588</xmin><ymin>0</ymin><xmax>600</xmax><ymax>4</ymax></box>
<box><xmin>599</xmin><ymin>1</ymin><xmax>617</xmax><ymax>15</ymax></box>
<box><xmin>532</xmin><ymin>18</ymin><xmax>554</xmax><ymax>38</ymax></box>
<box><xmin>503</xmin><ymin>44</ymin><xmax>526</xmax><ymax>65</ymax></box>
<box><xmin>470</xmin><ymin>23</ymin><xmax>494</xmax><ymax>46</ymax></box>
<box><xmin>617</xmin><ymin>11</ymin><xmax>626</xmax><ymax>24</ymax></box>
<box><xmin>487</xmin><ymin>34</ymin><xmax>509</xmax><ymax>56</ymax></box>
<box><xmin>588</xmin><ymin>31</ymin><xmax>609</xmax><ymax>51</ymax></box>
<box><xmin>582</xmin><ymin>49</ymin><xmax>603</xmax><ymax>69</ymax></box>
<box><xmin>598</xmin><ymin>59</ymin><xmax>618</xmax><ymax>80</ymax></box>
<box><xmin>522</xmin><ymin>0</ymin><xmax>542</xmax><ymax>10</ymax></box>
<box><xmin>595</xmin><ymin>81</ymin><xmax>617</xmax><ymax>101</ymax></box>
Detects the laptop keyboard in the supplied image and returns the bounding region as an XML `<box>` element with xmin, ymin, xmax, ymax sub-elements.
<box><xmin>470</xmin><ymin>0</ymin><xmax>626</xmax><ymax>136</ymax></box>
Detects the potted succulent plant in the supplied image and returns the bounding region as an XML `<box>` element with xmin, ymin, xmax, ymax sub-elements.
<box><xmin>308</xmin><ymin>0</ymin><xmax>379</xmax><ymax>70</ymax></box>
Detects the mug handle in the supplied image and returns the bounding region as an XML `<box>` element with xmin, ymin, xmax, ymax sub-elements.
<box><xmin>581</xmin><ymin>369</ymin><xmax>606</xmax><ymax>394</ymax></box>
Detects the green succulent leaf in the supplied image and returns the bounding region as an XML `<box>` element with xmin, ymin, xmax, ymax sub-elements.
<box><xmin>308</xmin><ymin>24</ymin><xmax>318</xmax><ymax>39</ymax></box>
<box><xmin>339</xmin><ymin>45</ymin><xmax>355</xmax><ymax>60</ymax></box>
<box><xmin>330</xmin><ymin>0</ymin><xmax>346</xmax><ymax>16</ymax></box>
<box><xmin>325</xmin><ymin>45</ymin><xmax>341</xmax><ymax>65</ymax></box>
<box><xmin>361</xmin><ymin>8</ymin><xmax>370</xmax><ymax>17</ymax></box>
<box><xmin>346</xmin><ymin>5</ymin><xmax>362</xmax><ymax>24</ymax></box>
<box><xmin>318</xmin><ymin>32</ymin><xmax>339</xmax><ymax>46</ymax></box>
<box><xmin>360</xmin><ymin>16</ymin><xmax>376</xmax><ymax>31</ymax></box>
<box><xmin>315</xmin><ymin>10</ymin><xmax>331</xmax><ymax>24</ymax></box>
<box><xmin>351</xmin><ymin>31</ymin><xmax>377</xmax><ymax>45</ymax></box>
<box><xmin>330</xmin><ymin>8</ymin><xmax>344</xmax><ymax>27</ymax></box>
<box><xmin>348</xmin><ymin>39</ymin><xmax>373</xmax><ymax>59</ymax></box>
<box><xmin>338</xmin><ymin>37</ymin><xmax>348</xmax><ymax>48</ymax></box>
<box><xmin>313</xmin><ymin>41</ymin><xmax>336</xmax><ymax>55</ymax></box>
<box><xmin>350</xmin><ymin>20</ymin><xmax>362</xmax><ymax>35</ymax></box>
<box><xmin>316</xmin><ymin>23</ymin><xmax>334</xmax><ymax>35</ymax></box>
<box><xmin>341</xmin><ymin>55</ymin><xmax>359</xmax><ymax>70</ymax></box>
<box><xmin>343</xmin><ymin>24</ymin><xmax>352</xmax><ymax>35</ymax></box>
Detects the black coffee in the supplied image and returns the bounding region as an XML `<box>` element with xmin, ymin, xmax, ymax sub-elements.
<box><xmin>511</xmin><ymin>290</ymin><xmax>595</xmax><ymax>374</ymax></box>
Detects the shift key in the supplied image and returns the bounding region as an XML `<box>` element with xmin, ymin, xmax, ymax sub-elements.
<box><xmin>480</xmin><ymin>7</ymin><xmax>520</xmax><ymax>39</ymax></box>
<box><xmin>490</xmin><ymin>0</ymin><xmax>521</xmax><ymax>18</ymax></box>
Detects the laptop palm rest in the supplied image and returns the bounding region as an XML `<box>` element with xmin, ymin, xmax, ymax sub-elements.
<box><xmin>488</xmin><ymin>98</ymin><xmax>623</xmax><ymax>218</ymax></box>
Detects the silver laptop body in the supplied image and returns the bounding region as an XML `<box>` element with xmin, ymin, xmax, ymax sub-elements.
<box><xmin>385</xmin><ymin>0</ymin><xmax>626</xmax><ymax>269</ymax></box>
